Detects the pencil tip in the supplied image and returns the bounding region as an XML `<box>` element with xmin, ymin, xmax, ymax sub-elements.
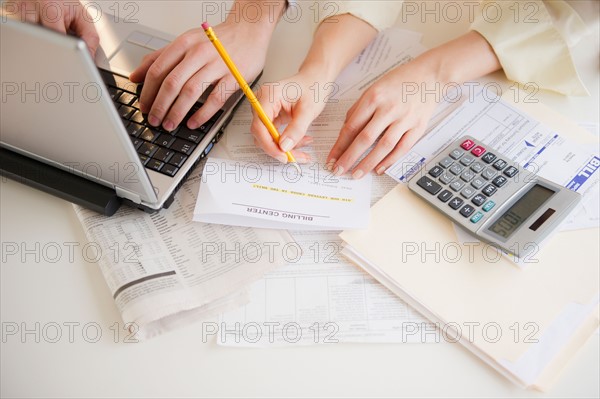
<box><xmin>292</xmin><ymin>162</ymin><xmax>302</xmax><ymax>176</ymax></box>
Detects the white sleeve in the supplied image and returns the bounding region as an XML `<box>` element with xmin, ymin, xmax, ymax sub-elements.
<box><xmin>314</xmin><ymin>0</ymin><xmax>403</xmax><ymax>32</ymax></box>
<box><xmin>471</xmin><ymin>0</ymin><xmax>591</xmax><ymax>96</ymax></box>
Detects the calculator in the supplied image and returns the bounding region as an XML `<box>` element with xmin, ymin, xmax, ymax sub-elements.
<box><xmin>407</xmin><ymin>136</ymin><xmax>582</xmax><ymax>258</ymax></box>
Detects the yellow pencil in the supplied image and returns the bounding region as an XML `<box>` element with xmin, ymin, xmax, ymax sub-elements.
<box><xmin>202</xmin><ymin>22</ymin><xmax>301</xmax><ymax>174</ymax></box>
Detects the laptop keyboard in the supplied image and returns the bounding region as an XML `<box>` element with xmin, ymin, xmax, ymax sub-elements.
<box><xmin>100</xmin><ymin>70</ymin><xmax>223</xmax><ymax>177</ymax></box>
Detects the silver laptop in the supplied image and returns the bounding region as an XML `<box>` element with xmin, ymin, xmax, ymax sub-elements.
<box><xmin>0</xmin><ymin>13</ymin><xmax>254</xmax><ymax>214</ymax></box>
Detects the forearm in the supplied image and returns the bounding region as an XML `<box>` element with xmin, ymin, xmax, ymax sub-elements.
<box><xmin>299</xmin><ymin>14</ymin><xmax>378</xmax><ymax>82</ymax></box>
<box><xmin>416</xmin><ymin>30</ymin><xmax>502</xmax><ymax>86</ymax></box>
<box><xmin>224</xmin><ymin>0</ymin><xmax>287</xmax><ymax>35</ymax></box>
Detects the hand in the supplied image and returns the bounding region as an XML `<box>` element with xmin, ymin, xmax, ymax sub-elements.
<box><xmin>130</xmin><ymin>20</ymin><xmax>273</xmax><ymax>132</ymax></box>
<box><xmin>3</xmin><ymin>0</ymin><xmax>99</xmax><ymax>56</ymax></box>
<box><xmin>251</xmin><ymin>72</ymin><xmax>334</xmax><ymax>163</ymax></box>
<box><xmin>327</xmin><ymin>61</ymin><xmax>438</xmax><ymax>179</ymax></box>
<box><xmin>327</xmin><ymin>30</ymin><xmax>502</xmax><ymax>179</ymax></box>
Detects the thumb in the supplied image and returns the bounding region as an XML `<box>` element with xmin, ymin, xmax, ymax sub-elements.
<box><xmin>278</xmin><ymin>105</ymin><xmax>314</xmax><ymax>153</ymax></box>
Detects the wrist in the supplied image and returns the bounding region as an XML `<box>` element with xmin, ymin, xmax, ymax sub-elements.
<box><xmin>298</xmin><ymin>62</ymin><xmax>340</xmax><ymax>85</ymax></box>
<box><xmin>225</xmin><ymin>0</ymin><xmax>286</xmax><ymax>34</ymax></box>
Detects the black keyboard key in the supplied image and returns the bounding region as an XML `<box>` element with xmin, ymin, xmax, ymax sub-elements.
<box><xmin>176</xmin><ymin>128</ymin><xmax>204</xmax><ymax>144</ymax></box>
<box><xmin>130</xmin><ymin>137</ymin><xmax>143</xmax><ymax>150</ymax></box>
<box><xmin>493</xmin><ymin>159</ymin><xmax>507</xmax><ymax>170</ymax></box>
<box><xmin>117</xmin><ymin>91</ymin><xmax>136</xmax><ymax>105</ymax></box>
<box><xmin>198</xmin><ymin>118</ymin><xmax>216</xmax><ymax>134</ymax></box>
<box><xmin>481</xmin><ymin>153</ymin><xmax>496</xmax><ymax>164</ymax></box>
<box><xmin>170</xmin><ymin>139</ymin><xmax>196</xmax><ymax>156</ymax></box>
<box><xmin>126</xmin><ymin>122</ymin><xmax>144</xmax><ymax>137</ymax></box>
<box><xmin>437</xmin><ymin>189</ymin><xmax>452</xmax><ymax>202</ymax></box>
<box><xmin>118</xmin><ymin>104</ymin><xmax>136</xmax><ymax>119</ymax></box>
<box><xmin>482</xmin><ymin>184</ymin><xmax>497</xmax><ymax>197</ymax></box>
<box><xmin>448</xmin><ymin>197</ymin><xmax>464</xmax><ymax>210</ymax></box>
<box><xmin>429</xmin><ymin>165</ymin><xmax>444</xmax><ymax>178</ymax></box>
<box><xmin>416</xmin><ymin>176</ymin><xmax>442</xmax><ymax>195</ymax></box>
<box><xmin>146</xmin><ymin>159</ymin><xmax>164</xmax><ymax>171</ymax></box>
<box><xmin>138</xmin><ymin>142</ymin><xmax>158</xmax><ymax>157</ymax></box>
<box><xmin>108</xmin><ymin>87</ymin><xmax>120</xmax><ymax>100</ymax></box>
<box><xmin>504</xmin><ymin>166</ymin><xmax>518</xmax><ymax>177</ymax></box>
<box><xmin>130</xmin><ymin>111</ymin><xmax>146</xmax><ymax>124</ymax></box>
<box><xmin>160</xmin><ymin>164</ymin><xmax>179</xmax><ymax>177</ymax></box>
<box><xmin>459</xmin><ymin>204</ymin><xmax>475</xmax><ymax>217</ymax></box>
<box><xmin>139</xmin><ymin>128</ymin><xmax>160</xmax><ymax>143</ymax></box>
<box><xmin>153</xmin><ymin>148</ymin><xmax>175</xmax><ymax>163</ymax></box>
<box><xmin>155</xmin><ymin>133</ymin><xmax>176</xmax><ymax>148</ymax></box>
<box><xmin>99</xmin><ymin>70</ymin><xmax>139</xmax><ymax>94</ymax></box>
<box><xmin>169</xmin><ymin>153</ymin><xmax>187</xmax><ymax>167</ymax></box>
<box><xmin>138</xmin><ymin>155</ymin><xmax>149</xmax><ymax>165</ymax></box>
<box><xmin>471</xmin><ymin>194</ymin><xmax>486</xmax><ymax>206</ymax></box>
<box><xmin>492</xmin><ymin>175</ymin><xmax>508</xmax><ymax>187</ymax></box>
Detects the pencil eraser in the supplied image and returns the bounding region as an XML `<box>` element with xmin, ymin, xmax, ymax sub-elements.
<box><xmin>201</xmin><ymin>22</ymin><xmax>210</xmax><ymax>30</ymax></box>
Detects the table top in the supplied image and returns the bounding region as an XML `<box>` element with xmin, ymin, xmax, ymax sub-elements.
<box><xmin>2</xmin><ymin>2</ymin><xmax>598</xmax><ymax>397</ymax></box>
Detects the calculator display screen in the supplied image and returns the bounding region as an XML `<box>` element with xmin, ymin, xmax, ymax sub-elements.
<box><xmin>487</xmin><ymin>185</ymin><xmax>555</xmax><ymax>239</ymax></box>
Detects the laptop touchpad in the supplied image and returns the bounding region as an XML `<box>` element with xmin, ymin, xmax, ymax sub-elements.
<box><xmin>109</xmin><ymin>41</ymin><xmax>155</xmax><ymax>76</ymax></box>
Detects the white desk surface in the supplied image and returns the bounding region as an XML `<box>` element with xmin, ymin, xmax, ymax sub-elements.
<box><xmin>2</xmin><ymin>2</ymin><xmax>599</xmax><ymax>397</ymax></box>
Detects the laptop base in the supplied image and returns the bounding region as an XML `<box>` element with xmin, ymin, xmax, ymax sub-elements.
<box><xmin>0</xmin><ymin>147</ymin><xmax>122</xmax><ymax>216</ymax></box>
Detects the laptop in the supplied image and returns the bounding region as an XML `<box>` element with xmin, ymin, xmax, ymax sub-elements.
<box><xmin>0</xmin><ymin>13</ymin><xmax>257</xmax><ymax>215</ymax></box>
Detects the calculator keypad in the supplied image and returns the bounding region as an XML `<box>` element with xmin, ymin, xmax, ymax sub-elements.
<box><xmin>449</xmin><ymin>164</ymin><xmax>463</xmax><ymax>175</ymax></box>
<box><xmin>460</xmin><ymin>155</ymin><xmax>475</xmax><ymax>166</ymax></box>
<box><xmin>449</xmin><ymin>149</ymin><xmax>464</xmax><ymax>159</ymax></box>
<box><xmin>449</xmin><ymin>197</ymin><xmax>464</xmax><ymax>209</ymax></box>
<box><xmin>460</xmin><ymin>139</ymin><xmax>476</xmax><ymax>150</ymax></box>
<box><xmin>429</xmin><ymin>165</ymin><xmax>444</xmax><ymax>177</ymax></box>
<box><xmin>493</xmin><ymin>159</ymin><xmax>508</xmax><ymax>170</ymax></box>
<box><xmin>413</xmin><ymin>136</ymin><xmax>521</xmax><ymax>225</ymax></box>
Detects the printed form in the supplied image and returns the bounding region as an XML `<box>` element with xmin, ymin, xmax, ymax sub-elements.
<box><xmin>193</xmin><ymin>157</ymin><xmax>372</xmax><ymax>230</ymax></box>
<box><xmin>216</xmin><ymin>29</ymin><xmax>439</xmax><ymax>346</ymax></box>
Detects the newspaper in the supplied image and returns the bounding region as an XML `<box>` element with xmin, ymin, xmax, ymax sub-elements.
<box><xmin>73</xmin><ymin>163</ymin><xmax>294</xmax><ymax>340</ymax></box>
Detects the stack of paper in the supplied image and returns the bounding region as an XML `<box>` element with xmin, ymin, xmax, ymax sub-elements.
<box><xmin>340</xmin><ymin>95</ymin><xmax>600</xmax><ymax>390</ymax></box>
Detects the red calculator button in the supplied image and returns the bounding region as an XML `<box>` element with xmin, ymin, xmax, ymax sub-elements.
<box><xmin>460</xmin><ymin>139</ymin><xmax>475</xmax><ymax>150</ymax></box>
<box><xmin>471</xmin><ymin>146</ymin><xmax>486</xmax><ymax>157</ymax></box>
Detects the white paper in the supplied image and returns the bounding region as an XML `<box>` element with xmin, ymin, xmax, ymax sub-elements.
<box><xmin>217</xmin><ymin>28</ymin><xmax>437</xmax><ymax>346</ymax></box>
<box><xmin>193</xmin><ymin>157</ymin><xmax>372</xmax><ymax>230</ymax></box>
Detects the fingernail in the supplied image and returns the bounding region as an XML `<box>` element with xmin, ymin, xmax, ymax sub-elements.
<box><xmin>333</xmin><ymin>165</ymin><xmax>344</xmax><ymax>176</ymax></box>
<box><xmin>277</xmin><ymin>154</ymin><xmax>288</xmax><ymax>163</ymax></box>
<box><xmin>148</xmin><ymin>114</ymin><xmax>159</xmax><ymax>126</ymax></box>
<box><xmin>326</xmin><ymin>159</ymin><xmax>336</xmax><ymax>171</ymax></box>
<box><xmin>187</xmin><ymin>120</ymin><xmax>199</xmax><ymax>130</ymax></box>
<box><xmin>296</xmin><ymin>154</ymin><xmax>311</xmax><ymax>164</ymax></box>
<box><xmin>376</xmin><ymin>165</ymin><xmax>387</xmax><ymax>175</ymax></box>
<box><xmin>163</xmin><ymin>120</ymin><xmax>174</xmax><ymax>131</ymax></box>
<box><xmin>139</xmin><ymin>102</ymin><xmax>147</xmax><ymax>113</ymax></box>
<box><xmin>279</xmin><ymin>138</ymin><xmax>294</xmax><ymax>152</ymax></box>
<box><xmin>352</xmin><ymin>169</ymin><xmax>364</xmax><ymax>179</ymax></box>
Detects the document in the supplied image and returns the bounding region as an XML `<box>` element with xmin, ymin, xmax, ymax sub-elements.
<box><xmin>193</xmin><ymin>157</ymin><xmax>372</xmax><ymax>230</ymax></box>
<box><xmin>73</xmin><ymin>163</ymin><xmax>294</xmax><ymax>340</ymax></box>
<box><xmin>216</xmin><ymin>28</ymin><xmax>438</xmax><ymax>346</ymax></box>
